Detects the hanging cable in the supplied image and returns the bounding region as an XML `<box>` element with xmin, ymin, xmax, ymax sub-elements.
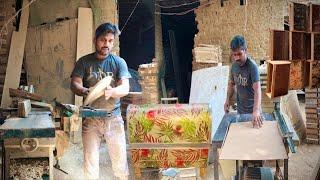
<box><xmin>156</xmin><ymin>0</ymin><xmax>200</xmax><ymax>9</ymax></box>
<box><xmin>155</xmin><ymin>0</ymin><xmax>214</xmax><ymax>16</ymax></box>
<box><xmin>120</xmin><ymin>0</ymin><xmax>140</xmax><ymax>33</ymax></box>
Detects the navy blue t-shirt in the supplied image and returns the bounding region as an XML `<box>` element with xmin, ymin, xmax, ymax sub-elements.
<box><xmin>230</xmin><ymin>57</ymin><xmax>260</xmax><ymax>114</ymax></box>
<box><xmin>71</xmin><ymin>53</ymin><xmax>131</xmax><ymax>116</ymax></box>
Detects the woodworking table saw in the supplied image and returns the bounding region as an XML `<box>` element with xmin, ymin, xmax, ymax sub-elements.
<box><xmin>212</xmin><ymin>102</ymin><xmax>299</xmax><ymax>180</ymax></box>
<box><xmin>0</xmin><ymin>104</ymin><xmax>109</xmax><ymax>179</ymax></box>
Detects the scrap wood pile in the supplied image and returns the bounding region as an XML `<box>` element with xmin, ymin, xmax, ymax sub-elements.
<box><xmin>192</xmin><ymin>44</ymin><xmax>222</xmax><ymax>71</ymax></box>
<box><xmin>2</xmin><ymin>86</ymin><xmax>54</xmax><ymax>119</ymax></box>
<box><xmin>9</xmin><ymin>158</ymin><xmax>49</xmax><ymax>179</ymax></box>
<box><xmin>305</xmin><ymin>88</ymin><xmax>320</xmax><ymax>144</ymax></box>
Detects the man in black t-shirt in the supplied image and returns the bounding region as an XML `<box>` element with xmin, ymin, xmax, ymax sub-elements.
<box><xmin>70</xmin><ymin>23</ymin><xmax>131</xmax><ymax>180</ymax></box>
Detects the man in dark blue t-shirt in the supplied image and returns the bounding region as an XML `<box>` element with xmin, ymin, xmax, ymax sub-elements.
<box><xmin>70</xmin><ymin>23</ymin><xmax>130</xmax><ymax>179</ymax></box>
<box><xmin>224</xmin><ymin>35</ymin><xmax>263</xmax><ymax>128</ymax></box>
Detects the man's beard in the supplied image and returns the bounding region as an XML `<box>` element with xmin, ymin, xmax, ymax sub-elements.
<box><xmin>97</xmin><ymin>47</ymin><xmax>109</xmax><ymax>56</ymax></box>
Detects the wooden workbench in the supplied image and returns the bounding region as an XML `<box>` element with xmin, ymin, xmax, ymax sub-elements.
<box><xmin>0</xmin><ymin>111</ymin><xmax>55</xmax><ymax>180</ymax></box>
<box><xmin>212</xmin><ymin>112</ymin><xmax>277</xmax><ymax>180</ymax></box>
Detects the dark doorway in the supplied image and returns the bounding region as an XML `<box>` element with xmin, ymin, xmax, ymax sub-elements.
<box><xmin>118</xmin><ymin>0</ymin><xmax>155</xmax><ymax>71</ymax></box>
<box><xmin>160</xmin><ymin>2</ymin><xmax>199</xmax><ymax>103</ymax></box>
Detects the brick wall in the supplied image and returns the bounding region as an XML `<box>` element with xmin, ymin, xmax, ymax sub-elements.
<box><xmin>194</xmin><ymin>0</ymin><xmax>286</xmax><ymax>64</ymax></box>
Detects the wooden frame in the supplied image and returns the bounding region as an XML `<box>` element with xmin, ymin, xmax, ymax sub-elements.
<box><xmin>312</xmin><ymin>32</ymin><xmax>320</xmax><ymax>61</ymax></box>
<box><xmin>266</xmin><ymin>61</ymin><xmax>291</xmax><ymax>98</ymax></box>
<box><xmin>310</xmin><ymin>4</ymin><xmax>320</xmax><ymax>32</ymax></box>
<box><xmin>289</xmin><ymin>31</ymin><xmax>310</xmax><ymax>61</ymax></box>
<box><xmin>289</xmin><ymin>2</ymin><xmax>310</xmax><ymax>32</ymax></box>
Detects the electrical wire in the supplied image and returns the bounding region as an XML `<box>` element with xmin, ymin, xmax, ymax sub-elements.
<box><xmin>0</xmin><ymin>0</ymin><xmax>38</xmax><ymax>50</ymax></box>
<box><xmin>155</xmin><ymin>0</ymin><xmax>200</xmax><ymax>9</ymax></box>
<box><xmin>120</xmin><ymin>0</ymin><xmax>140</xmax><ymax>33</ymax></box>
<box><xmin>155</xmin><ymin>0</ymin><xmax>214</xmax><ymax>16</ymax></box>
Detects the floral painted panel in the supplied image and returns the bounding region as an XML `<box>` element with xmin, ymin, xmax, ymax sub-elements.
<box><xmin>127</xmin><ymin>104</ymin><xmax>212</xmax><ymax>144</ymax></box>
<box><xmin>131</xmin><ymin>148</ymin><xmax>209</xmax><ymax>168</ymax></box>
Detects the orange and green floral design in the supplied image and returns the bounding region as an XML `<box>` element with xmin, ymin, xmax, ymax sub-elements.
<box><xmin>127</xmin><ymin>104</ymin><xmax>211</xmax><ymax>168</ymax></box>
<box><xmin>131</xmin><ymin>148</ymin><xmax>209</xmax><ymax>168</ymax></box>
<box><xmin>127</xmin><ymin>104</ymin><xmax>212</xmax><ymax>144</ymax></box>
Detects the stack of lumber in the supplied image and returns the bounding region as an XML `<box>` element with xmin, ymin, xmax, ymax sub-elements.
<box><xmin>0</xmin><ymin>0</ymin><xmax>16</xmax><ymax>102</ymax></box>
<box><xmin>305</xmin><ymin>88</ymin><xmax>320</xmax><ymax>144</ymax></box>
<box><xmin>192</xmin><ymin>44</ymin><xmax>221</xmax><ymax>71</ymax></box>
<box><xmin>138</xmin><ymin>62</ymin><xmax>159</xmax><ymax>104</ymax></box>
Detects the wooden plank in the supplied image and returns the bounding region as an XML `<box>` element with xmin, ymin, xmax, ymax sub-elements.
<box><xmin>75</xmin><ymin>7</ymin><xmax>93</xmax><ymax>107</ymax></box>
<box><xmin>220</xmin><ymin>121</ymin><xmax>288</xmax><ymax>160</ymax></box>
<box><xmin>290</xmin><ymin>31</ymin><xmax>307</xmax><ymax>61</ymax></box>
<box><xmin>9</xmin><ymin>88</ymin><xmax>43</xmax><ymax>101</ymax></box>
<box><xmin>18</xmin><ymin>99</ymin><xmax>31</xmax><ymax>118</ymax></box>
<box><xmin>30</xmin><ymin>101</ymin><xmax>54</xmax><ymax>112</ymax></box>
<box><xmin>1</xmin><ymin>0</ymin><xmax>29</xmax><ymax>107</ymax></box>
<box><xmin>289</xmin><ymin>2</ymin><xmax>310</xmax><ymax>32</ymax></box>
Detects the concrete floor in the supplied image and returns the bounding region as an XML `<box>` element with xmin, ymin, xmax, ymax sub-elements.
<box><xmin>53</xmin><ymin>141</ymin><xmax>320</xmax><ymax>180</ymax></box>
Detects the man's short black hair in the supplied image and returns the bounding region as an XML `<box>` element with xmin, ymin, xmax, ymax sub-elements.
<box><xmin>230</xmin><ymin>35</ymin><xmax>247</xmax><ymax>50</ymax></box>
<box><xmin>95</xmin><ymin>23</ymin><xmax>120</xmax><ymax>39</ymax></box>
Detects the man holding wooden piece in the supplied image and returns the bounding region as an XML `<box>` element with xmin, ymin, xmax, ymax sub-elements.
<box><xmin>70</xmin><ymin>23</ymin><xmax>131</xmax><ymax>180</ymax></box>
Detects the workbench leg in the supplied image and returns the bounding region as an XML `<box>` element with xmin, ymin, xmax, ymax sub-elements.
<box><xmin>4</xmin><ymin>149</ymin><xmax>10</xmax><ymax>180</ymax></box>
<box><xmin>284</xmin><ymin>158</ymin><xmax>288</xmax><ymax>180</ymax></box>
<box><xmin>200</xmin><ymin>166</ymin><xmax>206</xmax><ymax>177</ymax></box>
<box><xmin>213</xmin><ymin>144</ymin><xmax>219</xmax><ymax>180</ymax></box>
<box><xmin>134</xmin><ymin>166</ymin><xmax>141</xmax><ymax>178</ymax></box>
<box><xmin>49</xmin><ymin>147</ymin><xmax>54</xmax><ymax>180</ymax></box>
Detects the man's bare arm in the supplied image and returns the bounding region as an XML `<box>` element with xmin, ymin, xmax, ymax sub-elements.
<box><xmin>70</xmin><ymin>76</ymin><xmax>89</xmax><ymax>96</ymax></box>
<box><xmin>252</xmin><ymin>81</ymin><xmax>262</xmax><ymax>113</ymax></box>
<box><xmin>105</xmin><ymin>78</ymin><xmax>129</xmax><ymax>99</ymax></box>
<box><xmin>224</xmin><ymin>80</ymin><xmax>235</xmax><ymax>113</ymax></box>
<box><xmin>252</xmin><ymin>81</ymin><xmax>263</xmax><ymax>128</ymax></box>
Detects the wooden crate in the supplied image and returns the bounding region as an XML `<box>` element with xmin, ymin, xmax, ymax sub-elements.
<box><xmin>289</xmin><ymin>31</ymin><xmax>311</xmax><ymax>61</ymax></box>
<box><xmin>269</xmin><ymin>30</ymin><xmax>289</xmax><ymax>61</ymax></box>
<box><xmin>310</xmin><ymin>4</ymin><xmax>320</xmax><ymax>32</ymax></box>
<box><xmin>289</xmin><ymin>2</ymin><xmax>310</xmax><ymax>32</ymax></box>
<box><xmin>266</xmin><ymin>61</ymin><xmax>291</xmax><ymax>98</ymax></box>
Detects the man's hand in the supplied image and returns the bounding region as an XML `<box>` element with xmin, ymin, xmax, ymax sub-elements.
<box><xmin>224</xmin><ymin>101</ymin><xmax>230</xmax><ymax>113</ymax></box>
<box><xmin>104</xmin><ymin>86</ymin><xmax>114</xmax><ymax>100</ymax></box>
<box><xmin>252</xmin><ymin>110</ymin><xmax>263</xmax><ymax>128</ymax></box>
<box><xmin>81</xmin><ymin>87</ymin><xmax>90</xmax><ymax>96</ymax></box>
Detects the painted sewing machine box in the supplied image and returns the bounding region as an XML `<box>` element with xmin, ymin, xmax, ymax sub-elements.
<box><xmin>127</xmin><ymin>104</ymin><xmax>212</xmax><ymax>172</ymax></box>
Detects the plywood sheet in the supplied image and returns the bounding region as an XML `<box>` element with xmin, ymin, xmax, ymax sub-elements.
<box><xmin>75</xmin><ymin>7</ymin><xmax>93</xmax><ymax>107</ymax></box>
<box><xmin>220</xmin><ymin>121</ymin><xmax>288</xmax><ymax>160</ymax></box>
<box><xmin>25</xmin><ymin>19</ymin><xmax>77</xmax><ymax>103</ymax></box>
<box><xmin>189</xmin><ymin>65</ymin><xmax>229</xmax><ymax>138</ymax></box>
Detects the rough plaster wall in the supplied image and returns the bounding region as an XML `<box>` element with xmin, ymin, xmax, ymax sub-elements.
<box><xmin>195</xmin><ymin>0</ymin><xmax>286</xmax><ymax>64</ymax></box>
<box><xmin>29</xmin><ymin>0</ymin><xmax>90</xmax><ymax>26</ymax></box>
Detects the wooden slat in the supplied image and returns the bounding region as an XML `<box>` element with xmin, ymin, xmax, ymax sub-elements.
<box><xmin>1</xmin><ymin>0</ymin><xmax>29</xmax><ymax>107</ymax></box>
<box><xmin>75</xmin><ymin>7</ymin><xmax>93</xmax><ymax>107</ymax></box>
<box><xmin>9</xmin><ymin>88</ymin><xmax>43</xmax><ymax>101</ymax></box>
